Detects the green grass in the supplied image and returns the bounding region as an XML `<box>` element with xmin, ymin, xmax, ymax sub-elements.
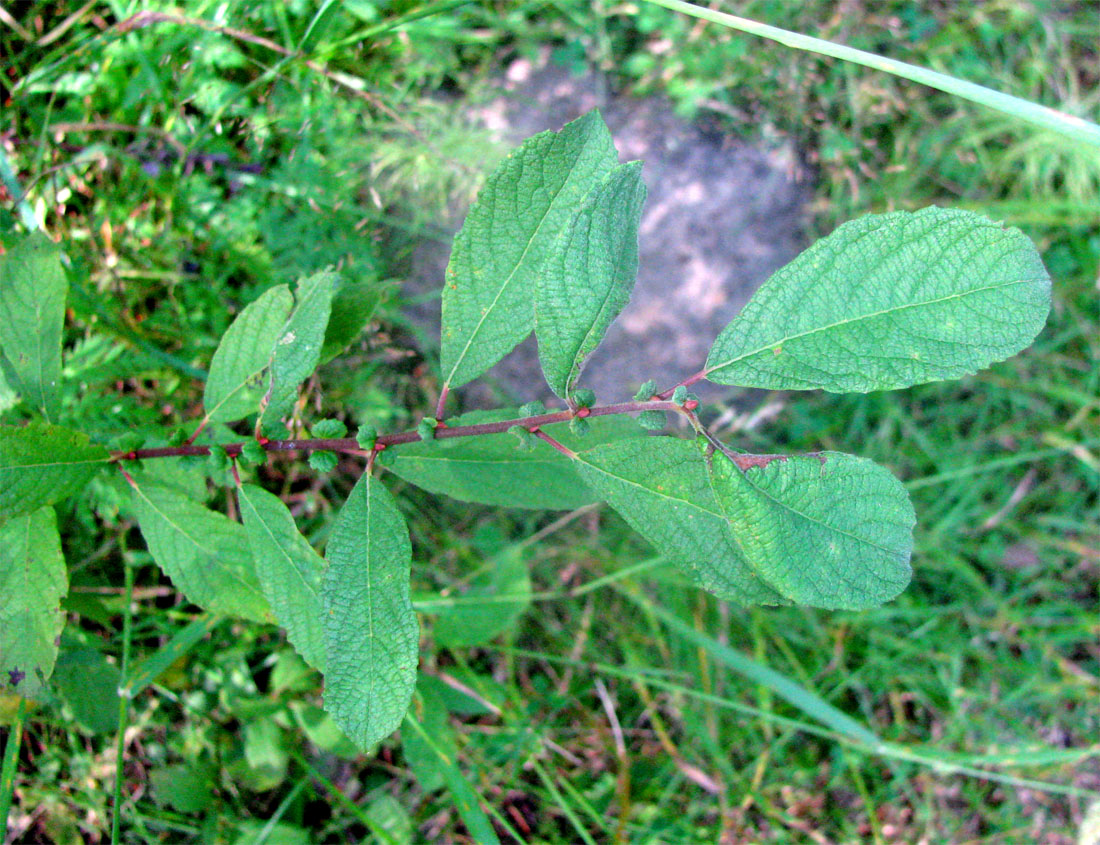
<box><xmin>2</xmin><ymin>1</ymin><xmax>1097</xmax><ymax>842</ymax></box>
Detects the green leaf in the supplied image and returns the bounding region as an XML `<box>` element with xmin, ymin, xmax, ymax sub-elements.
<box><xmin>0</xmin><ymin>232</ymin><xmax>67</xmax><ymax>420</ymax></box>
<box><xmin>238</xmin><ymin>484</ymin><xmax>326</xmax><ymax>671</ymax></box>
<box><xmin>705</xmin><ymin>207</ymin><xmax>1051</xmax><ymax>392</ymax></box>
<box><xmin>322</xmin><ymin>474</ymin><xmax>418</xmax><ymax>751</ymax></box>
<box><xmin>204</xmin><ymin>285</ymin><xmax>294</xmax><ymax>424</ymax></box>
<box><xmin>379</xmin><ymin>411</ymin><xmax>644</xmax><ymax>510</ymax></box>
<box><xmin>536</xmin><ymin>161</ymin><xmax>647</xmax><ymax>399</ymax></box>
<box><xmin>0</xmin><ymin>423</ymin><xmax>110</xmax><ymax>519</ymax></box>
<box><xmin>132</xmin><ymin>480</ymin><xmax>271</xmax><ymax>622</ymax></box>
<box><xmin>261</xmin><ymin>270</ymin><xmax>338</xmax><ymax>430</ymax></box>
<box><xmin>432</xmin><ymin>548</ymin><xmax>531</xmax><ymax>647</ymax></box>
<box><xmin>706</xmin><ymin>450</ymin><xmax>914</xmax><ymax>610</ymax></box>
<box><xmin>0</xmin><ymin>507</ymin><xmax>66</xmax><ymax>699</ymax></box>
<box><xmin>440</xmin><ymin>111</ymin><xmax>619</xmax><ymax>389</ymax></box>
<box><xmin>51</xmin><ymin>647</ymin><xmax>121</xmax><ymax>734</ymax></box>
<box><xmin>573</xmin><ymin>437</ymin><xmax>786</xmax><ymax>605</ymax></box>
<box><xmin>320</xmin><ymin>280</ymin><xmax>385</xmax><ymax>364</ymax></box>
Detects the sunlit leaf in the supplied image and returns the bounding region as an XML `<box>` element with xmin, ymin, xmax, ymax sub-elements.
<box><xmin>536</xmin><ymin>161</ymin><xmax>647</xmax><ymax>399</ymax></box>
<box><xmin>705</xmin><ymin>208</ymin><xmax>1051</xmax><ymax>392</ymax></box>
<box><xmin>707</xmin><ymin>449</ymin><xmax>914</xmax><ymax>609</ymax></box>
<box><xmin>440</xmin><ymin>110</ymin><xmax>619</xmax><ymax>389</ymax></box>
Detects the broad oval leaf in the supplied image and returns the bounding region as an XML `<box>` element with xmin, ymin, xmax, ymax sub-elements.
<box><xmin>379</xmin><ymin>411</ymin><xmax>644</xmax><ymax>510</ymax></box>
<box><xmin>260</xmin><ymin>270</ymin><xmax>337</xmax><ymax>431</ymax></box>
<box><xmin>132</xmin><ymin>480</ymin><xmax>271</xmax><ymax>622</ymax></box>
<box><xmin>536</xmin><ymin>160</ymin><xmax>647</xmax><ymax>400</ymax></box>
<box><xmin>0</xmin><ymin>507</ymin><xmax>66</xmax><ymax>699</ymax></box>
<box><xmin>323</xmin><ymin>475</ymin><xmax>418</xmax><ymax>751</ymax></box>
<box><xmin>0</xmin><ymin>232</ymin><xmax>67</xmax><ymax>420</ymax></box>
<box><xmin>574</xmin><ymin>437</ymin><xmax>786</xmax><ymax>605</ymax></box>
<box><xmin>238</xmin><ymin>484</ymin><xmax>326</xmax><ymax>671</ymax></box>
<box><xmin>440</xmin><ymin>110</ymin><xmax>619</xmax><ymax>390</ymax></box>
<box><xmin>705</xmin><ymin>207</ymin><xmax>1051</xmax><ymax>392</ymax></box>
<box><xmin>204</xmin><ymin>285</ymin><xmax>293</xmax><ymax>423</ymax></box>
<box><xmin>0</xmin><ymin>422</ymin><xmax>110</xmax><ymax>519</ymax></box>
<box><xmin>707</xmin><ymin>450</ymin><xmax>914</xmax><ymax>610</ymax></box>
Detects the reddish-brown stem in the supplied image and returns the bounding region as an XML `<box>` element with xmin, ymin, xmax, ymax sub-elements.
<box><xmin>109</xmin><ymin>399</ymin><xmax>687</xmax><ymax>463</ymax></box>
<box><xmin>434</xmin><ymin>385</ymin><xmax>449</xmax><ymax>421</ymax></box>
<box><xmin>183</xmin><ymin>417</ymin><xmax>209</xmax><ymax>446</ymax></box>
<box><xmin>656</xmin><ymin>368</ymin><xmax>709</xmax><ymax>400</ymax></box>
<box><xmin>532</xmin><ymin>428</ymin><xmax>576</xmax><ymax>459</ymax></box>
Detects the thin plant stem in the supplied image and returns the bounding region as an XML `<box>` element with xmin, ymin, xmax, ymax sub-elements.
<box><xmin>110</xmin><ymin>559</ymin><xmax>136</xmax><ymax>845</ymax></box>
<box><xmin>110</xmin><ymin>399</ymin><xmax>690</xmax><ymax>462</ymax></box>
<box><xmin>0</xmin><ymin>699</ymin><xmax>26</xmax><ymax>839</ymax></box>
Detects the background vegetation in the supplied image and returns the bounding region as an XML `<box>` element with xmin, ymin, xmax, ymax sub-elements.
<box><xmin>2</xmin><ymin>1</ymin><xmax>1097</xmax><ymax>842</ymax></box>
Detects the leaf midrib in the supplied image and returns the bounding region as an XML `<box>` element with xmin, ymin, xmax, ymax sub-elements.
<box><xmin>134</xmin><ymin>483</ymin><xmax>265</xmax><ymax>602</ymax></box>
<box><xmin>707</xmin><ymin>276</ymin><xmax>1036</xmax><ymax>373</ymax></box>
<box><xmin>734</xmin><ymin>462</ymin><xmax>902</xmax><ymax>558</ymax></box>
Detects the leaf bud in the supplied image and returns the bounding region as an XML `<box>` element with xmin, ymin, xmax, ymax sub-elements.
<box><xmin>508</xmin><ymin>425</ymin><xmax>538</xmax><ymax>451</ymax></box>
<box><xmin>239</xmin><ymin>439</ymin><xmax>268</xmax><ymax>467</ymax></box>
<box><xmin>356</xmin><ymin>423</ymin><xmax>378</xmax><ymax>450</ymax></box>
<box><xmin>572</xmin><ymin>388</ymin><xmax>596</xmax><ymax>408</ymax></box>
<box><xmin>207</xmin><ymin>445</ymin><xmax>229</xmax><ymax>471</ymax></box>
<box><xmin>308</xmin><ymin>450</ymin><xmax>339</xmax><ymax>472</ymax></box>
<box><xmin>311</xmin><ymin>418</ymin><xmax>348</xmax><ymax>439</ymax></box>
<box><xmin>519</xmin><ymin>401</ymin><xmax>546</xmax><ymax>418</ymax></box>
<box><xmin>417</xmin><ymin>418</ymin><xmax>439</xmax><ymax>441</ymax></box>
<box><xmin>634</xmin><ymin>380</ymin><xmax>657</xmax><ymax>401</ymax></box>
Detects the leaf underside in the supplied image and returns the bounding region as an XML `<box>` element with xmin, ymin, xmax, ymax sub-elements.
<box><xmin>0</xmin><ymin>232</ymin><xmax>67</xmax><ymax>420</ymax></box>
<box><xmin>0</xmin><ymin>507</ymin><xmax>66</xmax><ymax>699</ymax></box>
<box><xmin>573</xmin><ymin>437</ymin><xmax>787</xmax><ymax>605</ymax></box>
<box><xmin>132</xmin><ymin>480</ymin><xmax>271</xmax><ymax>622</ymax></box>
<box><xmin>707</xmin><ymin>449</ymin><xmax>915</xmax><ymax>610</ymax></box>
<box><xmin>322</xmin><ymin>474</ymin><xmax>419</xmax><ymax>751</ymax></box>
<box><xmin>238</xmin><ymin>483</ymin><xmax>326</xmax><ymax>671</ymax></box>
<box><xmin>379</xmin><ymin>411</ymin><xmax>644</xmax><ymax>510</ymax></box>
<box><xmin>203</xmin><ymin>285</ymin><xmax>294</xmax><ymax>424</ymax></box>
<box><xmin>440</xmin><ymin>110</ymin><xmax>619</xmax><ymax>390</ymax></box>
<box><xmin>0</xmin><ymin>422</ymin><xmax>110</xmax><ymax>519</ymax></box>
<box><xmin>705</xmin><ymin>207</ymin><xmax>1051</xmax><ymax>392</ymax></box>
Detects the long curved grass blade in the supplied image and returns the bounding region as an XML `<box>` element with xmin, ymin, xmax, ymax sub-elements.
<box><xmin>640</xmin><ymin>0</ymin><xmax>1100</xmax><ymax>149</ymax></box>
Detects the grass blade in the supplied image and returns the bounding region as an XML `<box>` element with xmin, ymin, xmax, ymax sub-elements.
<box><xmin>640</xmin><ymin>0</ymin><xmax>1100</xmax><ymax>149</ymax></box>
